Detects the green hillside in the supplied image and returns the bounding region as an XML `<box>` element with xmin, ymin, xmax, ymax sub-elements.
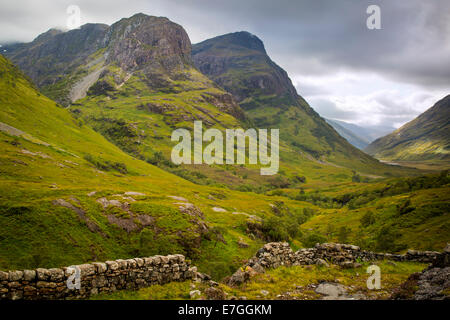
<box><xmin>366</xmin><ymin>95</ymin><xmax>450</xmax><ymax>165</ymax></box>
<box><xmin>6</xmin><ymin>20</ymin><xmax>418</xmax><ymax>190</ymax></box>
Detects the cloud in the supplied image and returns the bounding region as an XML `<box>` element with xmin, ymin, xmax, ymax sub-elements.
<box><xmin>307</xmin><ymin>88</ymin><xmax>446</xmax><ymax>128</ymax></box>
<box><xmin>1</xmin><ymin>0</ymin><xmax>448</xmax><ymax>88</ymax></box>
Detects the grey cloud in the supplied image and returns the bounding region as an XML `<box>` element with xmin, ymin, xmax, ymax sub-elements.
<box><xmin>1</xmin><ymin>0</ymin><xmax>448</xmax><ymax>89</ymax></box>
<box><xmin>295</xmin><ymin>83</ymin><xmax>329</xmax><ymax>97</ymax></box>
<box><xmin>308</xmin><ymin>98</ymin><xmax>357</xmax><ymax>122</ymax></box>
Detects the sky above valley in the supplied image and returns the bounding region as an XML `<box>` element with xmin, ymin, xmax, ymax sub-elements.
<box><xmin>0</xmin><ymin>0</ymin><xmax>449</xmax><ymax>129</ymax></box>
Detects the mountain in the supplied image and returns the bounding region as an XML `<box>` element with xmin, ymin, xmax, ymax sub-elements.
<box><xmin>326</xmin><ymin>119</ymin><xmax>395</xmax><ymax>146</ymax></box>
<box><xmin>5</xmin><ymin>15</ymin><xmax>280</xmax><ymax>186</ymax></box>
<box><xmin>3</xmin><ymin>15</ymin><xmax>390</xmax><ymax>189</ymax></box>
<box><xmin>192</xmin><ymin>32</ymin><xmax>401</xmax><ymax>175</ymax></box>
<box><xmin>4</xmin><ymin>14</ymin><xmax>244</xmax><ymax>116</ymax></box>
<box><xmin>325</xmin><ymin>119</ymin><xmax>371</xmax><ymax>149</ymax></box>
<box><xmin>3</xmin><ymin>24</ymin><xmax>109</xmax><ymax>105</ymax></box>
<box><xmin>4</xmin><ymin>15</ymin><xmax>418</xmax><ymax>189</ymax></box>
<box><xmin>366</xmin><ymin>95</ymin><xmax>450</xmax><ymax>162</ymax></box>
<box><xmin>192</xmin><ymin>31</ymin><xmax>298</xmax><ymax>109</ymax></box>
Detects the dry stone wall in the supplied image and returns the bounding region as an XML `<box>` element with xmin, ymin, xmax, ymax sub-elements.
<box><xmin>228</xmin><ymin>242</ymin><xmax>444</xmax><ymax>286</ymax></box>
<box><xmin>252</xmin><ymin>242</ymin><xmax>440</xmax><ymax>269</ymax></box>
<box><xmin>0</xmin><ymin>254</ymin><xmax>198</xmax><ymax>300</ymax></box>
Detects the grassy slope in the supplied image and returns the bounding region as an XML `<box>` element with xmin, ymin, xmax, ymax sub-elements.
<box><xmin>299</xmin><ymin>174</ymin><xmax>450</xmax><ymax>252</ymax></box>
<box><xmin>366</xmin><ymin>95</ymin><xmax>450</xmax><ymax>163</ymax></box>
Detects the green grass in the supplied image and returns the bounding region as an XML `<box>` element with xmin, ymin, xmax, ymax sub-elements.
<box><xmin>91</xmin><ymin>280</ymin><xmax>192</xmax><ymax>300</ymax></box>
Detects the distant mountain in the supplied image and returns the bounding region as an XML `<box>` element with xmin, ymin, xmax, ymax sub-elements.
<box><xmin>325</xmin><ymin>119</ymin><xmax>371</xmax><ymax>149</ymax></box>
<box><xmin>327</xmin><ymin>119</ymin><xmax>395</xmax><ymax>143</ymax></box>
<box><xmin>366</xmin><ymin>95</ymin><xmax>450</xmax><ymax>161</ymax></box>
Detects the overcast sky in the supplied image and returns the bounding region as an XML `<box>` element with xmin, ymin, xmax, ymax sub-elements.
<box><xmin>1</xmin><ymin>0</ymin><xmax>449</xmax><ymax>128</ymax></box>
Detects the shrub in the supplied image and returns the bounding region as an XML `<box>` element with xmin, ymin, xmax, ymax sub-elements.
<box><xmin>375</xmin><ymin>226</ymin><xmax>407</xmax><ymax>252</ymax></box>
<box><xmin>302</xmin><ymin>233</ymin><xmax>327</xmax><ymax>248</ymax></box>
<box><xmin>360</xmin><ymin>211</ymin><xmax>376</xmax><ymax>227</ymax></box>
<box><xmin>261</xmin><ymin>216</ymin><xmax>290</xmax><ymax>242</ymax></box>
<box><xmin>267</xmin><ymin>175</ymin><xmax>291</xmax><ymax>189</ymax></box>
<box><xmin>83</xmin><ymin>154</ymin><xmax>128</xmax><ymax>174</ymax></box>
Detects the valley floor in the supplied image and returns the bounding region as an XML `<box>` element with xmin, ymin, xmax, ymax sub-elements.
<box><xmin>379</xmin><ymin>160</ymin><xmax>450</xmax><ymax>171</ymax></box>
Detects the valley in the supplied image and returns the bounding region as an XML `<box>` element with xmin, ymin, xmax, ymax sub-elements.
<box><xmin>0</xmin><ymin>12</ymin><xmax>448</xmax><ymax>301</ymax></box>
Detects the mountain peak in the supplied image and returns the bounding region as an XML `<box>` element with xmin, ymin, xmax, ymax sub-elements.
<box><xmin>222</xmin><ymin>31</ymin><xmax>267</xmax><ymax>53</ymax></box>
<box><xmin>32</xmin><ymin>28</ymin><xmax>64</xmax><ymax>43</ymax></box>
<box><xmin>194</xmin><ymin>31</ymin><xmax>266</xmax><ymax>54</ymax></box>
<box><xmin>105</xmin><ymin>13</ymin><xmax>192</xmax><ymax>72</ymax></box>
<box><xmin>192</xmin><ymin>32</ymin><xmax>298</xmax><ymax>107</ymax></box>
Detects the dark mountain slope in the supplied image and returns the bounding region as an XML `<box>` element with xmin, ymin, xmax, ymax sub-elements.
<box><xmin>3</xmin><ymin>24</ymin><xmax>108</xmax><ymax>104</ymax></box>
<box><xmin>326</xmin><ymin>119</ymin><xmax>371</xmax><ymax>150</ymax></box>
<box><xmin>327</xmin><ymin>119</ymin><xmax>395</xmax><ymax>143</ymax></box>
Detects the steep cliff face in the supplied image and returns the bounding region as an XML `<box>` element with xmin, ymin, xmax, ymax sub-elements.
<box><xmin>193</xmin><ymin>31</ymin><xmax>298</xmax><ymax>109</ymax></box>
<box><xmin>366</xmin><ymin>95</ymin><xmax>450</xmax><ymax>162</ymax></box>
<box><xmin>4</xmin><ymin>14</ymin><xmax>194</xmax><ymax>87</ymax></box>
<box><xmin>105</xmin><ymin>14</ymin><xmax>192</xmax><ymax>74</ymax></box>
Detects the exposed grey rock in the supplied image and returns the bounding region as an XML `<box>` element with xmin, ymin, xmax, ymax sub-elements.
<box><xmin>190</xmin><ymin>290</ymin><xmax>201</xmax><ymax>299</ymax></box>
<box><xmin>315</xmin><ymin>259</ymin><xmax>329</xmax><ymax>267</ymax></box>
<box><xmin>8</xmin><ymin>271</ymin><xmax>23</xmax><ymax>281</ymax></box>
<box><xmin>205</xmin><ymin>287</ymin><xmax>226</xmax><ymax>300</ymax></box>
<box><xmin>414</xmin><ymin>267</ymin><xmax>450</xmax><ymax>300</ymax></box>
<box><xmin>315</xmin><ymin>283</ymin><xmax>347</xmax><ymax>297</ymax></box>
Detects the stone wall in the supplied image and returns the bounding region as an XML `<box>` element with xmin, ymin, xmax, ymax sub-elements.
<box><xmin>0</xmin><ymin>254</ymin><xmax>198</xmax><ymax>300</ymax></box>
<box><xmin>228</xmin><ymin>242</ymin><xmax>444</xmax><ymax>286</ymax></box>
<box><xmin>253</xmin><ymin>242</ymin><xmax>440</xmax><ymax>269</ymax></box>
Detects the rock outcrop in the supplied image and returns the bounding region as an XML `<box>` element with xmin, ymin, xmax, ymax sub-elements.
<box><xmin>393</xmin><ymin>243</ymin><xmax>450</xmax><ymax>300</ymax></box>
<box><xmin>192</xmin><ymin>31</ymin><xmax>299</xmax><ymax>108</ymax></box>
